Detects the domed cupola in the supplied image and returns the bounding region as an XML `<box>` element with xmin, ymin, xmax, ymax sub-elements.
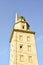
<box><xmin>20</xmin><ymin>16</ymin><xmax>26</xmax><ymax>22</ymax></box>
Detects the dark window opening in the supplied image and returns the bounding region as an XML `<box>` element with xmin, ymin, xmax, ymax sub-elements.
<box><xmin>20</xmin><ymin>45</ymin><xmax>22</xmax><ymax>48</ymax></box>
<box><xmin>22</xmin><ymin>26</ymin><xmax>24</xmax><ymax>29</ymax></box>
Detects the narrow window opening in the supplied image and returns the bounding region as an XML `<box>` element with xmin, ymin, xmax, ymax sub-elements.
<box><xmin>19</xmin><ymin>35</ymin><xmax>22</xmax><ymax>41</ymax></box>
<box><xmin>28</xmin><ymin>45</ymin><xmax>31</xmax><ymax>51</ymax></box>
<box><xmin>22</xmin><ymin>26</ymin><xmax>24</xmax><ymax>29</ymax></box>
<box><xmin>20</xmin><ymin>55</ymin><xmax>24</xmax><ymax>62</ymax></box>
<box><xmin>28</xmin><ymin>56</ymin><xmax>32</xmax><ymax>63</ymax></box>
<box><xmin>27</xmin><ymin>36</ymin><xmax>30</xmax><ymax>41</ymax></box>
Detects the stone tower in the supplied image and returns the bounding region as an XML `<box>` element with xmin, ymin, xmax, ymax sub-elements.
<box><xmin>9</xmin><ymin>13</ymin><xmax>38</xmax><ymax>65</ymax></box>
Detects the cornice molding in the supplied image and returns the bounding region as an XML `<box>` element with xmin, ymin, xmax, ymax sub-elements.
<box><xmin>9</xmin><ymin>29</ymin><xmax>35</xmax><ymax>43</ymax></box>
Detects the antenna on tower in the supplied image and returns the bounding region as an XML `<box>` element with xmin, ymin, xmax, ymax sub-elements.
<box><xmin>15</xmin><ymin>13</ymin><xmax>19</xmax><ymax>23</ymax></box>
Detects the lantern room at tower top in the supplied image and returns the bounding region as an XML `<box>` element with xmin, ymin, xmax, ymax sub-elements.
<box><xmin>14</xmin><ymin>13</ymin><xmax>30</xmax><ymax>30</ymax></box>
<box><xmin>10</xmin><ymin>13</ymin><xmax>35</xmax><ymax>43</ymax></box>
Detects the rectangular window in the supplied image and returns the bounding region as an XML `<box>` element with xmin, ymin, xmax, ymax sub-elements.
<box><xmin>28</xmin><ymin>45</ymin><xmax>31</xmax><ymax>51</ymax></box>
<box><xmin>27</xmin><ymin>36</ymin><xmax>30</xmax><ymax>41</ymax></box>
<box><xmin>20</xmin><ymin>55</ymin><xmax>24</xmax><ymax>62</ymax></box>
<box><xmin>28</xmin><ymin>56</ymin><xmax>32</xmax><ymax>63</ymax></box>
<box><xmin>19</xmin><ymin>35</ymin><xmax>22</xmax><ymax>41</ymax></box>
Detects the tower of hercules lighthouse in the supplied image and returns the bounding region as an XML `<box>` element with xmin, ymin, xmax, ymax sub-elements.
<box><xmin>9</xmin><ymin>13</ymin><xmax>38</xmax><ymax>65</ymax></box>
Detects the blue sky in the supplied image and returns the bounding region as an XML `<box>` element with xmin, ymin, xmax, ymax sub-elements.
<box><xmin>0</xmin><ymin>0</ymin><xmax>43</xmax><ymax>65</ymax></box>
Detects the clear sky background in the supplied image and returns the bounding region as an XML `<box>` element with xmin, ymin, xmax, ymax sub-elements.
<box><xmin>0</xmin><ymin>0</ymin><xmax>43</xmax><ymax>65</ymax></box>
